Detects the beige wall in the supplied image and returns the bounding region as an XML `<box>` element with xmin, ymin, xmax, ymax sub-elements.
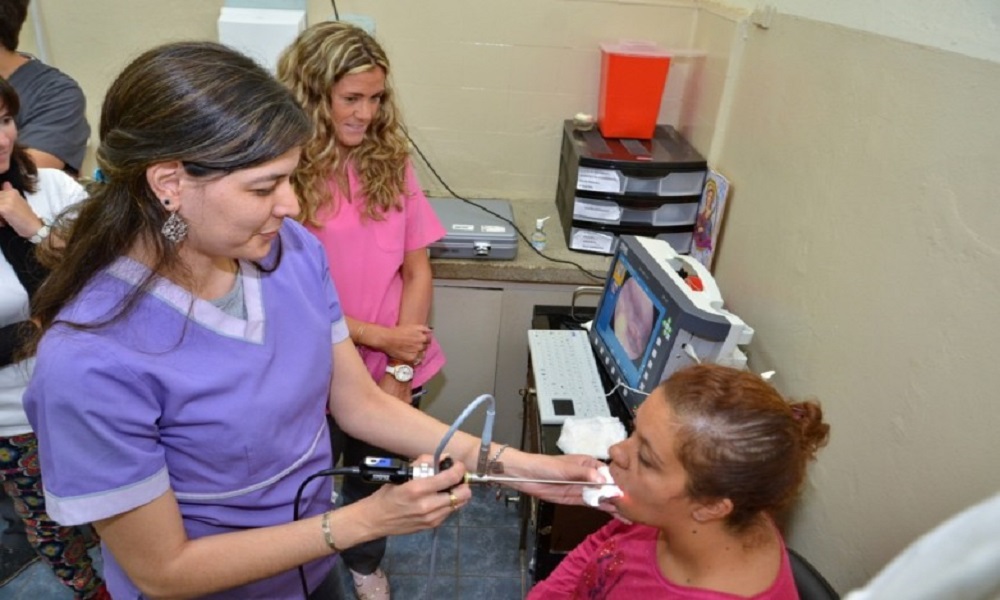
<box><xmin>19</xmin><ymin>0</ymin><xmax>1000</xmax><ymax>595</ymax></box>
<box><xmin>22</xmin><ymin>0</ymin><xmax>726</xmax><ymax>197</ymax></box>
<box><xmin>712</xmin><ymin>13</ymin><xmax>1000</xmax><ymax>592</ymax></box>
<box><xmin>718</xmin><ymin>0</ymin><xmax>1000</xmax><ymax>63</ymax></box>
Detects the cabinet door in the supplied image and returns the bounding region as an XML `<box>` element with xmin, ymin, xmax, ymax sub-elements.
<box><xmin>424</xmin><ymin>284</ymin><xmax>503</xmax><ymax>436</ymax></box>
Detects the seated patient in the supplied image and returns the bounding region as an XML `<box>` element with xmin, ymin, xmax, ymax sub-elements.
<box><xmin>529</xmin><ymin>364</ymin><xmax>830</xmax><ymax>599</ymax></box>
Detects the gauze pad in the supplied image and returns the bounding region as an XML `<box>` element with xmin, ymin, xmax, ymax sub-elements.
<box><xmin>556</xmin><ymin>416</ymin><xmax>627</xmax><ymax>459</ymax></box>
<box><xmin>582</xmin><ymin>465</ymin><xmax>623</xmax><ymax>507</ymax></box>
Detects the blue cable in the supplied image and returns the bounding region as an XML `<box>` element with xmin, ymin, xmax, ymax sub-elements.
<box><xmin>426</xmin><ymin>394</ymin><xmax>496</xmax><ymax>599</ymax></box>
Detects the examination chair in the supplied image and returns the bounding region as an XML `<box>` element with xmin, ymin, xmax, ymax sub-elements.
<box><xmin>789</xmin><ymin>548</ymin><xmax>840</xmax><ymax>600</ymax></box>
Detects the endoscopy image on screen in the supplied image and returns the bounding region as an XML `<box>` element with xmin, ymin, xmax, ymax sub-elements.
<box><xmin>611</xmin><ymin>274</ymin><xmax>656</xmax><ymax>366</ymax></box>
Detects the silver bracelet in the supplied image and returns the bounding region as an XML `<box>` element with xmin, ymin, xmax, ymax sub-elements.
<box><xmin>487</xmin><ymin>444</ymin><xmax>511</xmax><ymax>475</ymax></box>
<box><xmin>321</xmin><ymin>511</ymin><xmax>342</xmax><ymax>553</ymax></box>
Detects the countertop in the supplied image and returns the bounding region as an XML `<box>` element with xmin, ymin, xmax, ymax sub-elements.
<box><xmin>430</xmin><ymin>198</ymin><xmax>611</xmax><ymax>286</ymax></box>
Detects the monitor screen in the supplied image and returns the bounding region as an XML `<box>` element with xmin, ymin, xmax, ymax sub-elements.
<box><xmin>589</xmin><ymin>235</ymin><xmax>754</xmax><ymax>415</ymax></box>
<box><xmin>593</xmin><ymin>255</ymin><xmax>667</xmax><ymax>390</ymax></box>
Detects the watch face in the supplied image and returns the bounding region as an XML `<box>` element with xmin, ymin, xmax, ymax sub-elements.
<box><xmin>393</xmin><ymin>364</ymin><xmax>414</xmax><ymax>382</ymax></box>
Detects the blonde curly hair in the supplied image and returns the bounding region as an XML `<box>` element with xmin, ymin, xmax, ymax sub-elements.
<box><xmin>277</xmin><ymin>21</ymin><xmax>410</xmax><ymax>225</ymax></box>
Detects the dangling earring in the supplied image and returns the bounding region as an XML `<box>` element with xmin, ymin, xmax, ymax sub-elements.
<box><xmin>161</xmin><ymin>210</ymin><xmax>188</xmax><ymax>243</ymax></box>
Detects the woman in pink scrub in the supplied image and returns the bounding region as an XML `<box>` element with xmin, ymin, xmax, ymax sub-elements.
<box><xmin>278</xmin><ymin>22</ymin><xmax>446</xmax><ymax>599</ymax></box>
<box><xmin>23</xmin><ymin>41</ymin><xmax>605</xmax><ymax>600</ymax></box>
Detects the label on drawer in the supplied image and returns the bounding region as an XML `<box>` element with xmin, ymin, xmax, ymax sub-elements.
<box><xmin>570</xmin><ymin>228</ymin><xmax>615</xmax><ymax>254</ymax></box>
<box><xmin>577</xmin><ymin>167</ymin><xmax>622</xmax><ymax>194</ymax></box>
<box><xmin>574</xmin><ymin>200</ymin><xmax>622</xmax><ymax>222</ymax></box>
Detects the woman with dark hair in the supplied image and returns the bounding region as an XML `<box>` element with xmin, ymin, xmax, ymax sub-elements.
<box><xmin>0</xmin><ymin>77</ymin><xmax>106</xmax><ymax>598</ymax></box>
<box><xmin>22</xmin><ymin>42</ymin><xmax>604</xmax><ymax>599</ymax></box>
<box><xmin>529</xmin><ymin>364</ymin><xmax>831</xmax><ymax>599</ymax></box>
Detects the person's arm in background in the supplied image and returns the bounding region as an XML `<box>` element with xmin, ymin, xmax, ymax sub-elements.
<box><xmin>352</xmin><ymin>248</ymin><xmax>433</xmax><ymax>367</ymax></box>
<box><xmin>0</xmin><ymin>227</ymin><xmax>40</xmax><ymax>364</ymax></box>
<box><xmin>377</xmin><ymin>247</ymin><xmax>433</xmax><ymax>402</ymax></box>
<box><xmin>24</xmin><ymin>148</ymin><xmax>65</xmax><ymax>171</ymax></box>
<box><xmin>0</xmin><ymin>185</ymin><xmax>50</xmax><ymax>366</ymax></box>
<box><xmin>396</xmin><ymin>247</ymin><xmax>434</xmax><ymax>340</ymax></box>
<box><xmin>353</xmin><ymin>163</ymin><xmax>441</xmax><ymax>402</ymax></box>
<box><xmin>0</xmin><ymin>221</ymin><xmax>46</xmax><ymax>296</ymax></box>
<box><xmin>346</xmin><ymin>303</ymin><xmax>429</xmax><ymax>366</ymax></box>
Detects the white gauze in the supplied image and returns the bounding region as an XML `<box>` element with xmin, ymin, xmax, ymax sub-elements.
<box><xmin>582</xmin><ymin>465</ymin><xmax>623</xmax><ymax>507</ymax></box>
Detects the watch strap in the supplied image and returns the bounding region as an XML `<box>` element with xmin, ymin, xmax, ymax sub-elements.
<box><xmin>29</xmin><ymin>222</ymin><xmax>51</xmax><ymax>245</ymax></box>
<box><xmin>386</xmin><ymin>362</ymin><xmax>414</xmax><ymax>382</ymax></box>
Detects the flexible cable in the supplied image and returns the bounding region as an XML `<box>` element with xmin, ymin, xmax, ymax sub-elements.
<box><xmin>426</xmin><ymin>393</ymin><xmax>496</xmax><ymax>599</ymax></box>
<box><xmin>293</xmin><ymin>466</ymin><xmax>359</xmax><ymax>599</ymax></box>
<box><xmin>292</xmin><ymin>394</ymin><xmax>499</xmax><ymax>599</ymax></box>
<box><xmin>431</xmin><ymin>394</ymin><xmax>495</xmax><ymax>473</ymax></box>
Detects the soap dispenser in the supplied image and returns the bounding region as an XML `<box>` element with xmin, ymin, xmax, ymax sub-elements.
<box><xmin>531</xmin><ymin>216</ymin><xmax>550</xmax><ymax>251</ymax></box>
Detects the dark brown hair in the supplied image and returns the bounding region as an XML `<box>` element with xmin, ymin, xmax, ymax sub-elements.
<box><xmin>0</xmin><ymin>0</ymin><xmax>30</xmax><ymax>52</ymax></box>
<box><xmin>0</xmin><ymin>76</ymin><xmax>37</xmax><ymax>194</ymax></box>
<box><xmin>662</xmin><ymin>364</ymin><xmax>830</xmax><ymax>531</ymax></box>
<box><xmin>27</xmin><ymin>41</ymin><xmax>311</xmax><ymax>353</ymax></box>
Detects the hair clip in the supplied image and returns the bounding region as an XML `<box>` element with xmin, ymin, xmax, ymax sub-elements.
<box><xmin>93</xmin><ymin>168</ymin><xmax>107</xmax><ymax>183</ymax></box>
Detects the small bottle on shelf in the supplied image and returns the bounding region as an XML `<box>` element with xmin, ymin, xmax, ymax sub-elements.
<box><xmin>531</xmin><ymin>216</ymin><xmax>550</xmax><ymax>251</ymax></box>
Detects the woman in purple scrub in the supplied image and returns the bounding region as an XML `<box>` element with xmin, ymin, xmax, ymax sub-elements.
<box><xmin>21</xmin><ymin>41</ymin><xmax>604</xmax><ymax>600</ymax></box>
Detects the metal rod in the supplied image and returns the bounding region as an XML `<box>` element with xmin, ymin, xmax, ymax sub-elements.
<box><xmin>465</xmin><ymin>474</ymin><xmax>598</xmax><ymax>486</ymax></box>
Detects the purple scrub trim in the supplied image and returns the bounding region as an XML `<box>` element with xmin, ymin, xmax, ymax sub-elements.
<box><xmin>44</xmin><ymin>466</ymin><xmax>170</xmax><ymax>526</ymax></box>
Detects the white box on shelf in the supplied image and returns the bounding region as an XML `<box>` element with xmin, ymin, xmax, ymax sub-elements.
<box><xmin>217</xmin><ymin>7</ymin><xmax>305</xmax><ymax>74</ymax></box>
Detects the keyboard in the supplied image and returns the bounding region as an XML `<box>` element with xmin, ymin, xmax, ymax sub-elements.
<box><xmin>528</xmin><ymin>329</ymin><xmax>611</xmax><ymax>425</ymax></box>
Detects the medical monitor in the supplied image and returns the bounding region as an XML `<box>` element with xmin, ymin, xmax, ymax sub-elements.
<box><xmin>589</xmin><ymin>235</ymin><xmax>754</xmax><ymax>414</ymax></box>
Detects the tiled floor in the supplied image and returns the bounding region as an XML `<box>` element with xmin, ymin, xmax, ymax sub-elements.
<box><xmin>1</xmin><ymin>485</ymin><xmax>526</xmax><ymax>600</ymax></box>
<box><xmin>0</xmin><ymin>545</ymin><xmax>103</xmax><ymax>599</ymax></box>
<box><xmin>361</xmin><ymin>485</ymin><xmax>525</xmax><ymax>600</ymax></box>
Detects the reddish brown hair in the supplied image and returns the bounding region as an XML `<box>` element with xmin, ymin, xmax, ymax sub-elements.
<box><xmin>662</xmin><ymin>364</ymin><xmax>830</xmax><ymax>530</ymax></box>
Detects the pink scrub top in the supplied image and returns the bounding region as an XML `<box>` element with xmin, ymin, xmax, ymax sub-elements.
<box><xmin>307</xmin><ymin>160</ymin><xmax>446</xmax><ymax>388</ymax></box>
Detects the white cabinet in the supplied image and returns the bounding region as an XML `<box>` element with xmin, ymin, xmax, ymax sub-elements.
<box><xmin>421</xmin><ymin>284</ymin><xmax>503</xmax><ymax>438</ymax></box>
<box><xmin>423</xmin><ymin>280</ymin><xmax>600</xmax><ymax>447</ymax></box>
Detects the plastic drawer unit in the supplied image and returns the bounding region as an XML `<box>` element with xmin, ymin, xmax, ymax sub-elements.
<box><xmin>568</xmin><ymin>223</ymin><xmax>693</xmax><ymax>257</ymax></box>
<box><xmin>570</xmin><ymin>194</ymin><xmax>701</xmax><ymax>227</ymax></box>
<box><xmin>556</xmin><ymin>120</ymin><xmax>707</xmax><ymax>255</ymax></box>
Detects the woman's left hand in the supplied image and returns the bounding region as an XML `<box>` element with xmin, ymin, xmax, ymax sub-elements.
<box><xmin>501</xmin><ymin>452</ymin><xmax>606</xmax><ymax>506</ymax></box>
<box><xmin>0</xmin><ymin>182</ymin><xmax>44</xmax><ymax>239</ymax></box>
<box><xmin>383</xmin><ymin>324</ymin><xmax>431</xmax><ymax>363</ymax></box>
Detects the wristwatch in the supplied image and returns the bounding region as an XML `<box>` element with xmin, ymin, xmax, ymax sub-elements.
<box><xmin>29</xmin><ymin>220</ymin><xmax>51</xmax><ymax>244</ymax></box>
<box><xmin>386</xmin><ymin>362</ymin><xmax>414</xmax><ymax>383</ymax></box>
